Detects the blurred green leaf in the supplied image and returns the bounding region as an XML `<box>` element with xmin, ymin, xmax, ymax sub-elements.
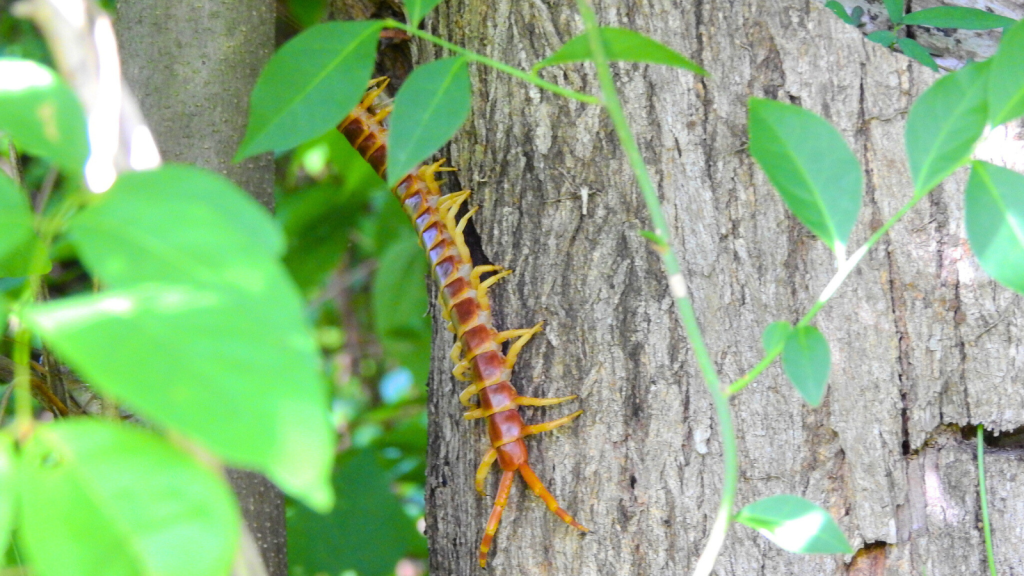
<box><xmin>965</xmin><ymin>161</ymin><xmax>1024</xmax><ymax>294</ymax></box>
<box><xmin>534</xmin><ymin>27</ymin><xmax>706</xmax><ymax>75</ymax></box>
<box><xmin>781</xmin><ymin>325</ymin><xmax>831</xmax><ymax>407</ymax></box>
<box><xmin>0</xmin><ymin>434</ymin><xmax>13</xmax><ymax>559</ymax></box>
<box><xmin>866</xmin><ymin>30</ymin><xmax>897</xmax><ymax>47</ymax></box>
<box><xmin>237</xmin><ymin>20</ymin><xmax>384</xmax><ymax>158</ymax></box>
<box><xmin>388</xmin><ymin>57</ymin><xmax>472</xmax><ymax>187</ymax></box>
<box><xmin>18</xmin><ymin>420</ymin><xmax>240</xmax><ymax>576</ymax></box>
<box><xmin>903</xmin><ymin>7</ymin><xmax>1016</xmax><ymax>30</ymax></box>
<box><xmin>0</xmin><ymin>58</ymin><xmax>87</xmax><ymax>175</ymax></box>
<box><xmin>288</xmin><ymin>449</ymin><xmax>426</xmax><ymax>576</ymax></box>
<box><xmin>748</xmin><ymin>98</ymin><xmax>863</xmax><ymax>254</ymax></box>
<box><xmin>762</xmin><ymin>321</ymin><xmax>793</xmax><ymax>354</ymax></box>
<box><xmin>897</xmin><ymin>38</ymin><xmax>938</xmax><ymax>71</ymax></box>
<box><xmin>0</xmin><ymin>172</ymin><xmax>49</xmax><ymax>277</ymax></box>
<box><xmin>825</xmin><ymin>2</ymin><xmax>862</xmax><ymax>26</ymax></box>
<box><xmin>25</xmin><ymin>166</ymin><xmax>335</xmax><ymax>511</ymax></box>
<box><xmin>286</xmin><ymin>0</ymin><xmax>328</xmax><ymax>28</ymax></box>
<box><xmin>403</xmin><ymin>0</ymin><xmax>444</xmax><ymax>28</ymax></box>
<box><xmin>736</xmin><ymin>495</ymin><xmax>852</xmax><ymax>554</ymax></box>
<box><xmin>883</xmin><ymin>0</ymin><xmax>904</xmax><ymax>23</ymax></box>
<box><xmin>988</xmin><ymin>19</ymin><xmax>1024</xmax><ymax>126</ymax></box>
<box><xmin>373</xmin><ymin>235</ymin><xmax>431</xmax><ymax>386</ymax></box>
<box><xmin>905</xmin><ymin>61</ymin><xmax>989</xmax><ymax>196</ymax></box>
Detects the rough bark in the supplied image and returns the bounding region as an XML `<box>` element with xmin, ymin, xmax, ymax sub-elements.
<box><xmin>423</xmin><ymin>1</ymin><xmax>1024</xmax><ymax>574</ymax></box>
<box><xmin>115</xmin><ymin>2</ymin><xmax>285</xmax><ymax>575</ymax></box>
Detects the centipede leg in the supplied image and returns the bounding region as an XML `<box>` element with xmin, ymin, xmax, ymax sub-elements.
<box><xmin>517</xmin><ymin>394</ymin><xmax>578</xmax><ymax>406</ymax></box>
<box><xmin>518</xmin><ymin>462</ymin><xmax>588</xmax><ymax>532</ymax></box>
<box><xmin>439</xmin><ymin>292</ymin><xmax>455</xmax><ymax>333</ymax></box>
<box><xmin>522</xmin><ymin>409</ymin><xmax>584</xmax><ymax>437</ymax></box>
<box><xmin>501</xmin><ymin>321</ymin><xmax>545</xmax><ymax>370</ymax></box>
<box><xmin>479</xmin><ymin>470</ymin><xmax>516</xmax><ymax>568</ymax></box>
<box><xmin>473</xmin><ymin>266</ymin><xmax>512</xmax><ymax>310</ymax></box>
<box><xmin>475</xmin><ymin>448</ymin><xmax>498</xmax><ymax>495</ymax></box>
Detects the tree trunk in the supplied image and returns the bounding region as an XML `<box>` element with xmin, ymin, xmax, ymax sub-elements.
<box><xmin>115</xmin><ymin>2</ymin><xmax>286</xmax><ymax>575</ymax></box>
<box><xmin>424</xmin><ymin>1</ymin><xmax>1024</xmax><ymax>574</ymax></box>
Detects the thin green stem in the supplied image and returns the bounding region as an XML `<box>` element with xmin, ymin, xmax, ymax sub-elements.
<box><xmin>726</xmin><ymin>190</ymin><xmax>929</xmax><ymax>397</ymax></box>
<box><xmin>570</xmin><ymin>2</ymin><xmax>734</xmax><ymax>574</ymax></box>
<box><xmin>381</xmin><ymin>19</ymin><xmax>600</xmax><ymax>105</ymax></box>
<box><xmin>977</xmin><ymin>425</ymin><xmax>997</xmax><ymax>576</ymax></box>
<box><xmin>12</xmin><ymin>326</ymin><xmax>32</xmax><ymax>436</ymax></box>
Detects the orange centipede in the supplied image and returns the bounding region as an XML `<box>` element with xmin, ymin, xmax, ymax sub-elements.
<box><xmin>338</xmin><ymin>78</ymin><xmax>587</xmax><ymax>567</ymax></box>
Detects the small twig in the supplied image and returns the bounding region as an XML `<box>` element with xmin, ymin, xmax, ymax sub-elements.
<box><xmin>7</xmin><ymin>139</ymin><xmax>21</xmax><ymax>184</ymax></box>
<box><xmin>34</xmin><ymin>166</ymin><xmax>59</xmax><ymax>213</ymax></box>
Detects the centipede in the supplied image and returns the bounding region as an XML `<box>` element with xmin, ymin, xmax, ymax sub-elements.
<box><xmin>338</xmin><ymin>78</ymin><xmax>587</xmax><ymax>567</ymax></box>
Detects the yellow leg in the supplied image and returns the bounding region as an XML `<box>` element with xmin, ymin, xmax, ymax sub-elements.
<box><xmin>360</xmin><ymin>77</ymin><xmax>390</xmax><ymax>109</ymax></box>
<box><xmin>475</xmin><ymin>448</ymin><xmax>498</xmax><ymax>496</ymax></box>
<box><xmin>522</xmin><ymin>409</ymin><xmax>584</xmax><ymax>436</ymax></box>
<box><xmin>452</xmin><ymin>361</ymin><xmax>472</xmax><ymax>382</ymax></box>
<box><xmin>502</xmin><ymin>321</ymin><xmax>544</xmax><ymax>370</ymax></box>
<box><xmin>372</xmin><ymin>105</ymin><xmax>393</xmax><ymax>122</ymax></box>
<box><xmin>438</xmin><ymin>190</ymin><xmax>470</xmax><ymax>219</ymax></box>
<box><xmin>476</xmin><ymin>267</ymin><xmax>512</xmax><ymax>310</ymax></box>
<box><xmin>517</xmin><ymin>394</ymin><xmax>578</xmax><ymax>407</ymax></box>
<box><xmin>439</xmin><ymin>190</ymin><xmax>473</xmax><ymax>262</ymax></box>
<box><xmin>464</xmin><ymin>400</ymin><xmax>515</xmax><ymax>421</ymax></box>
<box><xmin>456</xmin><ymin>206</ymin><xmax>479</xmax><ymax>234</ymax></box>
<box><xmin>438</xmin><ymin>292</ymin><xmax>455</xmax><ymax>333</ymax></box>
<box><xmin>459</xmin><ymin>382</ymin><xmax>481</xmax><ymax>407</ymax></box>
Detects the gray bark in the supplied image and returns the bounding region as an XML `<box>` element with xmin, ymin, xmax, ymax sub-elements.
<box><xmin>115</xmin><ymin>2</ymin><xmax>285</xmax><ymax>575</ymax></box>
<box><xmin>423</xmin><ymin>1</ymin><xmax>1024</xmax><ymax>574</ymax></box>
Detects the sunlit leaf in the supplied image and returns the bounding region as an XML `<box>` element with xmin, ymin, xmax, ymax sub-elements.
<box><xmin>533</xmin><ymin>27</ymin><xmax>706</xmax><ymax>75</ymax></box>
<box><xmin>373</xmin><ymin>233</ymin><xmax>431</xmax><ymax>386</ymax></box>
<box><xmin>825</xmin><ymin>2</ymin><xmax>862</xmax><ymax>26</ymax></box>
<box><xmin>18</xmin><ymin>420</ymin><xmax>240</xmax><ymax>576</ymax></box>
<box><xmin>902</xmin><ymin>7</ymin><xmax>1016</xmax><ymax>30</ymax></box>
<box><xmin>964</xmin><ymin>161</ymin><xmax>1024</xmax><ymax>294</ymax></box>
<box><xmin>288</xmin><ymin>449</ymin><xmax>426</xmax><ymax>576</ymax></box>
<box><xmin>897</xmin><ymin>38</ymin><xmax>938</xmax><ymax>71</ymax></box>
<box><xmin>237</xmin><ymin>20</ymin><xmax>384</xmax><ymax>158</ymax></box>
<box><xmin>866</xmin><ymin>30</ymin><xmax>897</xmax><ymax>47</ymax></box>
<box><xmin>905</xmin><ymin>60</ymin><xmax>989</xmax><ymax>196</ymax></box>
<box><xmin>403</xmin><ymin>0</ymin><xmax>444</xmax><ymax>28</ymax></box>
<box><xmin>781</xmin><ymin>325</ymin><xmax>831</xmax><ymax>406</ymax></box>
<box><xmin>748</xmin><ymin>98</ymin><xmax>863</xmax><ymax>254</ymax></box>
<box><xmin>762</xmin><ymin>321</ymin><xmax>793</xmax><ymax>354</ymax></box>
<box><xmin>0</xmin><ymin>58</ymin><xmax>88</xmax><ymax>175</ymax></box>
<box><xmin>24</xmin><ymin>166</ymin><xmax>334</xmax><ymax>511</ymax></box>
<box><xmin>736</xmin><ymin>495</ymin><xmax>853</xmax><ymax>554</ymax></box>
<box><xmin>0</xmin><ymin>434</ymin><xmax>14</xmax><ymax>558</ymax></box>
<box><xmin>387</xmin><ymin>57</ymin><xmax>472</xmax><ymax>186</ymax></box>
<box><xmin>988</xmin><ymin>19</ymin><xmax>1024</xmax><ymax>126</ymax></box>
<box><xmin>883</xmin><ymin>0</ymin><xmax>904</xmax><ymax>23</ymax></box>
<box><xmin>0</xmin><ymin>172</ymin><xmax>49</xmax><ymax>277</ymax></box>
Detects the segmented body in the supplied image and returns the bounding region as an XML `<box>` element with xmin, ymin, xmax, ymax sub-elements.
<box><xmin>338</xmin><ymin>79</ymin><xmax>587</xmax><ymax>567</ymax></box>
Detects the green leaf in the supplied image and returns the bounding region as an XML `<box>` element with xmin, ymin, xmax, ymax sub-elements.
<box><xmin>387</xmin><ymin>57</ymin><xmax>472</xmax><ymax>187</ymax></box>
<box><xmin>373</xmin><ymin>233</ymin><xmax>431</xmax><ymax>386</ymax></box>
<box><xmin>781</xmin><ymin>326</ymin><xmax>831</xmax><ymax>407</ymax></box>
<box><xmin>403</xmin><ymin>0</ymin><xmax>444</xmax><ymax>28</ymax></box>
<box><xmin>762</xmin><ymin>321</ymin><xmax>793</xmax><ymax>354</ymax></box>
<box><xmin>866</xmin><ymin>30</ymin><xmax>897</xmax><ymax>47</ymax></box>
<box><xmin>902</xmin><ymin>7</ymin><xmax>1016</xmax><ymax>30</ymax></box>
<box><xmin>747</xmin><ymin>98</ymin><xmax>863</xmax><ymax>254</ymax></box>
<box><xmin>883</xmin><ymin>0</ymin><xmax>904</xmax><ymax>23</ymax></box>
<box><xmin>736</xmin><ymin>495</ymin><xmax>853</xmax><ymax>554</ymax></box>
<box><xmin>964</xmin><ymin>162</ymin><xmax>1024</xmax><ymax>294</ymax></box>
<box><xmin>24</xmin><ymin>166</ymin><xmax>335</xmax><ymax>511</ymax></box>
<box><xmin>237</xmin><ymin>20</ymin><xmax>384</xmax><ymax>159</ymax></box>
<box><xmin>0</xmin><ymin>58</ymin><xmax>88</xmax><ymax>175</ymax></box>
<box><xmin>533</xmin><ymin>27</ymin><xmax>707</xmax><ymax>76</ymax></box>
<box><xmin>897</xmin><ymin>38</ymin><xmax>938</xmax><ymax>71</ymax></box>
<box><xmin>825</xmin><ymin>2</ymin><xmax>862</xmax><ymax>26</ymax></box>
<box><xmin>905</xmin><ymin>61</ymin><xmax>989</xmax><ymax>196</ymax></box>
<box><xmin>0</xmin><ymin>434</ymin><xmax>14</xmax><ymax>559</ymax></box>
<box><xmin>0</xmin><ymin>172</ymin><xmax>49</xmax><ymax>277</ymax></box>
<box><xmin>988</xmin><ymin>19</ymin><xmax>1024</xmax><ymax>126</ymax></box>
<box><xmin>288</xmin><ymin>449</ymin><xmax>427</xmax><ymax>576</ymax></box>
<box><xmin>285</xmin><ymin>0</ymin><xmax>328</xmax><ymax>28</ymax></box>
<box><xmin>18</xmin><ymin>420</ymin><xmax>241</xmax><ymax>576</ymax></box>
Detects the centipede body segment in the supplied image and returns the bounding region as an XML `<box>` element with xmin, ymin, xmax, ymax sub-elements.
<box><xmin>338</xmin><ymin>78</ymin><xmax>587</xmax><ymax>567</ymax></box>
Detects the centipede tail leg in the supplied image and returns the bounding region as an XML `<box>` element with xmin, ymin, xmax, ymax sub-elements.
<box><xmin>517</xmin><ymin>394</ymin><xmax>578</xmax><ymax>406</ymax></box>
<box><xmin>519</xmin><ymin>463</ymin><xmax>588</xmax><ymax>532</ymax></box>
<box><xmin>479</xmin><ymin>470</ymin><xmax>516</xmax><ymax>568</ymax></box>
